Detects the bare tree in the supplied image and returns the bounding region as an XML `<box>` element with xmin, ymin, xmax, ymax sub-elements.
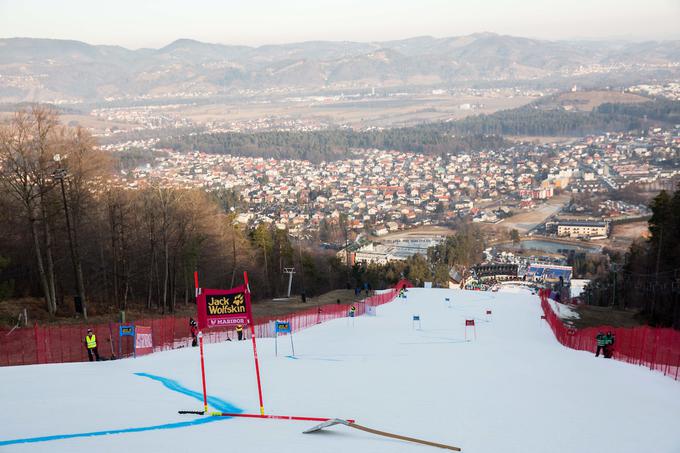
<box><xmin>0</xmin><ymin>108</ymin><xmax>60</xmax><ymax>314</ymax></box>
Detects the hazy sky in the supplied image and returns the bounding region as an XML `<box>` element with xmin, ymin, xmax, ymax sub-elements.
<box><xmin>1</xmin><ymin>0</ymin><xmax>679</xmax><ymax>48</ymax></box>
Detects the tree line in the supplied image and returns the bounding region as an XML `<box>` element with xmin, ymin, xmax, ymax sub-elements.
<box><xmin>156</xmin><ymin>128</ymin><xmax>508</xmax><ymax>163</ymax></box>
<box><xmin>584</xmin><ymin>185</ymin><xmax>680</xmax><ymax>328</ymax></box>
<box><xmin>443</xmin><ymin>98</ymin><xmax>680</xmax><ymax>137</ymax></box>
<box><xmin>0</xmin><ymin>108</ymin><xmax>348</xmax><ymax>322</ymax></box>
<box><xmin>154</xmin><ymin>98</ymin><xmax>680</xmax><ymax>164</ymax></box>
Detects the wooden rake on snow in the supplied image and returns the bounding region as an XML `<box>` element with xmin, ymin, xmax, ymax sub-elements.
<box><xmin>303</xmin><ymin>418</ymin><xmax>461</xmax><ymax>451</ymax></box>
<box><xmin>178</xmin><ymin>411</ymin><xmax>461</xmax><ymax>451</ymax></box>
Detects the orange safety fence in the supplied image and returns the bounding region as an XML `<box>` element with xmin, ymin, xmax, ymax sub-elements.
<box><xmin>0</xmin><ymin>280</ymin><xmax>412</xmax><ymax>366</ymax></box>
<box><xmin>539</xmin><ymin>288</ymin><xmax>680</xmax><ymax>380</ymax></box>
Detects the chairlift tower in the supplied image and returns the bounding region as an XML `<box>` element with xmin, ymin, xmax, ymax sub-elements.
<box><xmin>283</xmin><ymin>267</ymin><xmax>296</xmax><ymax>298</ymax></box>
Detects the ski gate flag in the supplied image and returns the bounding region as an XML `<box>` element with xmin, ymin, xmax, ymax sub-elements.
<box><xmin>197</xmin><ymin>285</ymin><xmax>252</xmax><ymax>329</ymax></box>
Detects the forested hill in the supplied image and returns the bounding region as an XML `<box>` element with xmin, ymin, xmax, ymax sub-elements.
<box><xmin>156</xmin><ymin>129</ymin><xmax>509</xmax><ymax>163</ymax></box>
<box><xmin>443</xmin><ymin>98</ymin><xmax>680</xmax><ymax>137</ymax></box>
<box><xmin>156</xmin><ymin>98</ymin><xmax>680</xmax><ymax>161</ymax></box>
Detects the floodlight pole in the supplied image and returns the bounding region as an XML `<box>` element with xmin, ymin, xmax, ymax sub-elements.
<box><xmin>52</xmin><ymin>155</ymin><xmax>87</xmax><ymax>319</ymax></box>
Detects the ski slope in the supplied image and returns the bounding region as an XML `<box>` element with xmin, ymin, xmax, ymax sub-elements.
<box><xmin>2</xmin><ymin>287</ymin><xmax>679</xmax><ymax>453</ymax></box>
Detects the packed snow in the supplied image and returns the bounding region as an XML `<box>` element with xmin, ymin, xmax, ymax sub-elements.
<box><xmin>546</xmin><ymin>298</ymin><xmax>581</xmax><ymax>322</ymax></box>
<box><xmin>1</xmin><ymin>287</ymin><xmax>679</xmax><ymax>452</ymax></box>
<box><xmin>570</xmin><ymin>279</ymin><xmax>590</xmax><ymax>298</ymax></box>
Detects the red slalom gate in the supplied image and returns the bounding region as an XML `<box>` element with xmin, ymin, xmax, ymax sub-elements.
<box><xmin>464</xmin><ymin>319</ymin><xmax>477</xmax><ymax>341</ymax></box>
<box><xmin>195</xmin><ymin>271</ymin><xmax>266</xmax><ymax>415</ymax></box>
<box><xmin>538</xmin><ymin>288</ymin><xmax>680</xmax><ymax>380</ymax></box>
<box><xmin>198</xmin><ymin>332</ymin><xmax>208</xmax><ymax>413</ymax></box>
<box><xmin>244</xmin><ymin>272</ymin><xmax>265</xmax><ymax>416</ymax></box>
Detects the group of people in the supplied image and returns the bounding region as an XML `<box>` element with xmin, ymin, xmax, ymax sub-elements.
<box><xmin>595</xmin><ymin>331</ymin><xmax>616</xmax><ymax>358</ymax></box>
<box><xmin>189</xmin><ymin>317</ymin><xmax>245</xmax><ymax>345</ymax></box>
<box><xmin>354</xmin><ymin>282</ymin><xmax>372</xmax><ymax>298</ymax></box>
<box><xmin>84</xmin><ymin>316</ymin><xmax>250</xmax><ymax>362</ymax></box>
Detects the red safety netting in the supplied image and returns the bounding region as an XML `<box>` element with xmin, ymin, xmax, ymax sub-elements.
<box><xmin>0</xmin><ymin>280</ymin><xmax>412</xmax><ymax>366</ymax></box>
<box><xmin>538</xmin><ymin>288</ymin><xmax>680</xmax><ymax>381</ymax></box>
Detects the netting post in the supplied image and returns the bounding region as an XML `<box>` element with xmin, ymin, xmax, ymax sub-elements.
<box><xmin>651</xmin><ymin>330</ymin><xmax>659</xmax><ymax>371</ymax></box>
<box><xmin>59</xmin><ymin>325</ymin><xmax>64</xmax><ymax>362</ymax></box>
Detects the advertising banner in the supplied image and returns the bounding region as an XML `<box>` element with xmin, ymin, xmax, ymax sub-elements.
<box><xmin>526</xmin><ymin>264</ymin><xmax>573</xmax><ymax>284</ymax></box>
<box><xmin>275</xmin><ymin>321</ymin><xmax>291</xmax><ymax>333</ymax></box>
<box><xmin>197</xmin><ymin>285</ymin><xmax>252</xmax><ymax>329</ymax></box>
<box><xmin>135</xmin><ymin>325</ymin><xmax>153</xmax><ymax>356</ymax></box>
<box><xmin>119</xmin><ymin>325</ymin><xmax>134</xmax><ymax>336</ymax></box>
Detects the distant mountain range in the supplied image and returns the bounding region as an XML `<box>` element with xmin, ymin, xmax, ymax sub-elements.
<box><xmin>1</xmin><ymin>33</ymin><xmax>679</xmax><ymax>104</ymax></box>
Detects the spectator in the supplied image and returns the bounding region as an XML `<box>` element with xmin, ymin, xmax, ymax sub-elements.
<box><xmin>85</xmin><ymin>328</ymin><xmax>100</xmax><ymax>362</ymax></box>
<box><xmin>236</xmin><ymin>324</ymin><xmax>244</xmax><ymax>341</ymax></box>
<box><xmin>189</xmin><ymin>318</ymin><xmax>198</xmax><ymax>347</ymax></box>
<box><xmin>595</xmin><ymin>332</ymin><xmax>606</xmax><ymax>357</ymax></box>
<box><xmin>604</xmin><ymin>331</ymin><xmax>615</xmax><ymax>358</ymax></box>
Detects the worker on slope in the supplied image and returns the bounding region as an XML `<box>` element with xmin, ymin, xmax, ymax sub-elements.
<box><xmin>236</xmin><ymin>324</ymin><xmax>244</xmax><ymax>341</ymax></box>
<box><xmin>595</xmin><ymin>332</ymin><xmax>606</xmax><ymax>357</ymax></box>
<box><xmin>604</xmin><ymin>331</ymin><xmax>615</xmax><ymax>358</ymax></box>
<box><xmin>85</xmin><ymin>328</ymin><xmax>100</xmax><ymax>362</ymax></box>
<box><xmin>189</xmin><ymin>318</ymin><xmax>198</xmax><ymax>347</ymax></box>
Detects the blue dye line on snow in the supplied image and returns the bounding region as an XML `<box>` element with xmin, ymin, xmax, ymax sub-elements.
<box><xmin>0</xmin><ymin>373</ymin><xmax>242</xmax><ymax>447</ymax></box>
<box><xmin>0</xmin><ymin>418</ymin><xmax>221</xmax><ymax>446</ymax></box>
<box><xmin>134</xmin><ymin>372</ymin><xmax>242</xmax><ymax>413</ymax></box>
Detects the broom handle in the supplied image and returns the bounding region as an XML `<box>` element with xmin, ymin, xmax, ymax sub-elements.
<box><xmin>348</xmin><ymin>422</ymin><xmax>461</xmax><ymax>451</ymax></box>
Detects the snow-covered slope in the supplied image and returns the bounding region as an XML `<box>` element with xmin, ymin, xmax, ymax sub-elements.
<box><xmin>1</xmin><ymin>288</ymin><xmax>679</xmax><ymax>452</ymax></box>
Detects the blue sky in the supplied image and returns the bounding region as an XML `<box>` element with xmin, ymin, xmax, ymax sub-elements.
<box><xmin>1</xmin><ymin>0</ymin><xmax>678</xmax><ymax>48</ymax></box>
